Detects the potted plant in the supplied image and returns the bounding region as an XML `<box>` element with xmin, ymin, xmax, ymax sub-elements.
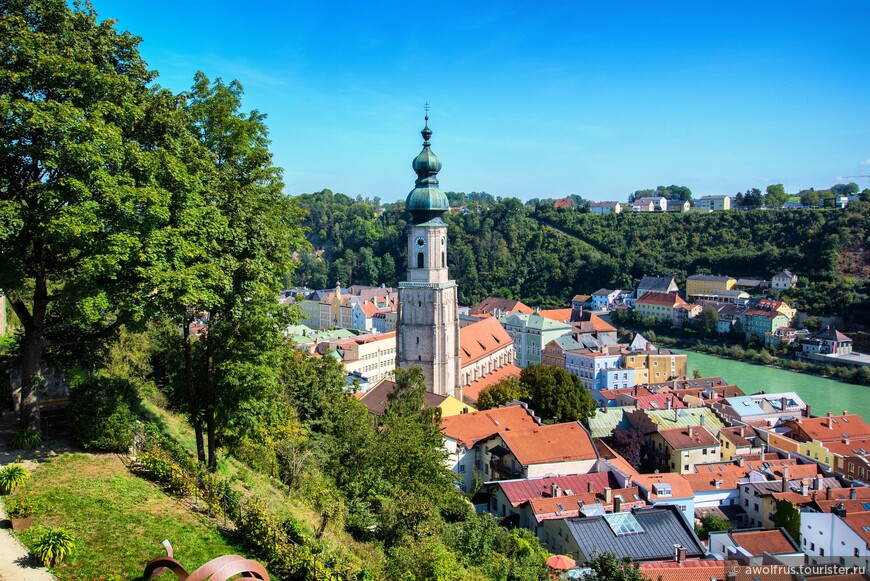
<box><xmin>32</xmin><ymin>527</ymin><xmax>76</xmax><ymax>567</ymax></box>
<box><xmin>0</xmin><ymin>464</ymin><xmax>30</xmax><ymax>494</ymax></box>
<box><xmin>6</xmin><ymin>493</ymin><xmax>40</xmax><ymax>530</ymax></box>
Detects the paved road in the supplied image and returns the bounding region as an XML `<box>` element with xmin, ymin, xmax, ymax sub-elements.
<box><xmin>0</xmin><ymin>498</ymin><xmax>55</xmax><ymax>581</ymax></box>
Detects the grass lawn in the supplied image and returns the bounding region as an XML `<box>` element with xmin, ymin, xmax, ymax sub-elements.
<box><xmin>12</xmin><ymin>453</ymin><xmax>245</xmax><ymax>581</ymax></box>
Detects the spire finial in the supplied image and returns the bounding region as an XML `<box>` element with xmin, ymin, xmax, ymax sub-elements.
<box><xmin>421</xmin><ymin>102</ymin><xmax>432</xmax><ymax>146</ymax></box>
<box><xmin>424</xmin><ymin>101</ymin><xmax>430</xmax><ymax>126</ymax></box>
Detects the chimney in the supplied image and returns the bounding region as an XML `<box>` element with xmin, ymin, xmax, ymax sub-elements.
<box><xmin>737</xmin><ymin>456</ymin><xmax>745</xmax><ymax>468</ymax></box>
<box><xmin>805</xmin><ymin>404</ymin><xmax>811</xmax><ymax>418</ymax></box>
<box><xmin>667</xmin><ymin>397</ymin><xmax>672</xmax><ymax>410</ymax></box>
<box><xmin>714</xmin><ymin>480</ymin><xmax>721</xmax><ymax>489</ymax></box>
<box><xmin>781</xmin><ymin>471</ymin><xmax>788</xmax><ymax>493</ymax></box>
<box><xmin>814</xmin><ymin>474</ymin><xmax>824</xmax><ymax>491</ymax></box>
<box><xmin>801</xmin><ymin>480</ymin><xmax>809</xmax><ymax>496</ymax></box>
<box><xmin>827</xmin><ymin>411</ymin><xmax>833</xmax><ymax>418</ymax></box>
<box><xmin>613</xmin><ymin>496</ymin><xmax>622</xmax><ymax>513</ymax></box>
<box><xmin>604</xmin><ymin>487</ymin><xmax>613</xmax><ymax>504</ymax></box>
<box><xmin>700</xmin><ymin>415</ymin><xmax>706</xmax><ymax>428</ymax></box>
<box><xmin>832</xmin><ymin>503</ymin><xmax>848</xmax><ymax>518</ymax></box>
<box><xmin>688</xmin><ymin>426</ymin><xmax>694</xmax><ymax>438</ymax></box>
<box><xmin>726</xmin><ymin>573</ymin><xmax>737</xmax><ymax>581</ymax></box>
<box><xmin>674</xmin><ymin>408</ymin><xmax>679</xmax><ymax>423</ymax></box>
<box><xmin>587</xmin><ymin>481</ymin><xmax>593</xmax><ymax>494</ymax></box>
<box><xmin>674</xmin><ymin>545</ymin><xmax>686</xmax><ymax>563</ymax></box>
<box><xmin>551</xmin><ymin>483</ymin><xmax>562</xmax><ymax>498</ymax></box>
<box><xmin>780</xmin><ymin>397</ymin><xmax>788</xmax><ymax>412</ymax></box>
<box><xmin>851</xmin><ymin>487</ymin><xmax>858</xmax><ymax>500</ymax></box>
<box><xmin>844</xmin><ymin>410</ymin><xmax>848</xmax><ymax>416</ymax></box>
<box><xmin>827</xmin><ymin>487</ymin><xmax>832</xmax><ymax>500</ymax></box>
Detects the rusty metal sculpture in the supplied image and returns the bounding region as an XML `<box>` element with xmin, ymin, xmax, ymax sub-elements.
<box><xmin>143</xmin><ymin>540</ymin><xmax>270</xmax><ymax>581</ymax></box>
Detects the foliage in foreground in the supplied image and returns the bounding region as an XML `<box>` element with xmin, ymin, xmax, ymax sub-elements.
<box><xmin>31</xmin><ymin>527</ymin><xmax>76</xmax><ymax>567</ymax></box>
<box><xmin>0</xmin><ymin>464</ymin><xmax>30</xmax><ymax>494</ymax></box>
<box><xmin>68</xmin><ymin>375</ymin><xmax>141</xmax><ymax>451</ymax></box>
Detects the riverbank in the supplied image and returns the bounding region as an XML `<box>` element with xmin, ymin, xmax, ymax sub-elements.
<box><xmin>669</xmin><ymin>348</ymin><xmax>870</xmax><ymax>417</ymax></box>
<box><xmin>651</xmin><ymin>336</ymin><xmax>870</xmax><ymax>388</ymax></box>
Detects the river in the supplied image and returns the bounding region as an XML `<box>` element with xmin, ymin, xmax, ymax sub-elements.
<box><xmin>670</xmin><ymin>348</ymin><xmax>870</xmax><ymax>418</ymax></box>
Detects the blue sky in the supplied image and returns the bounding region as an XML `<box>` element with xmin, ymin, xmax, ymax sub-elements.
<box><xmin>93</xmin><ymin>1</ymin><xmax>870</xmax><ymax>202</ymax></box>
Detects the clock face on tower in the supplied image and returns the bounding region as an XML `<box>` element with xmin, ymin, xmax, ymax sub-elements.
<box><xmin>415</xmin><ymin>236</ymin><xmax>426</xmax><ymax>248</ymax></box>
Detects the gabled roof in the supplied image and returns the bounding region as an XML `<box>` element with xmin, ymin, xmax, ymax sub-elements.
<box><xmin>723</xmin><ymin>396</ymin><xmax>767</xmax><ymax>417</ymax></box>
<box><xmin>572</xmin><ymin>294</ymin><xmax>591</xmax><ymax>302</ymax></box>
<box><xmin>635</xmin><ymin>196</ymin><xmax>665</xmax><ymax>204</ymax></box>
<box><xmin>470</xmin><ymin>296</ymin><xmax>533</xmax><ymax>316</ymax></box>
<box><xmin>632</xmin><ymin>394</ymin><xmax>687</xmax><ymax>411</ymax></box>
<box><xmin>683</xmin><ymin>468</ymin><xmax>748</xmax><ymax>493</ymax></box>
<box><xmin>458</xmin><ymin>317</ymin><xmax>512</xmax><ymax>366</ymax></box>
<box><xmin>537</xmin><ymin>308</ymin><xmax>574</xmax><ymax>323</ymax></box>
<box><xmin>495</xmin><ymin>472</ymin><xmax>618</xmax><ymax>507</ymax></box>
<box><xmin>529</xmin><ymin>486</ymin><xmax>645</xmax><ymax>523</ymax></box>
<box><xmin>789</xmin><ymin>414</ymin><xmax>870</xmax><ymax>443</ymax></box>
<box><xmin>636</xmin><ymin>292</ymin><xmax>689</xmax><ymax>308</ymax></box>
<box><xmin>440</xmin><ymin>405</ymin><xmax>539</xmax><ymax>448</ymax></box>
<box><xmin>634</xmin><ymin>407</ymin><xmax>724</xmax><ymax>432</ymax></box>
<box><xmin>564</xmin><ymin>506</ymin><xmax>705</xmax><ymax>562</ymax></box>
<box><xmin>589</xmin><ymin>407</ymin><xmax>634</xmax><ymax>439</ymax></box>
<box><xmin>729</xmin><ymin>529</ymin><xmax>799</xmax><ymax>555</ymax></box>
<box><xmin>820</xmin><ymin>438</ymin><xmax>870</xmax><ymax>458</ymax></box>
<box><xmin>640</xmin><ymin>560</ymin><xmax>735</xmax><ymax>581</ymax></box>
<box><xmin>657</xmin><ymin>425</ymin><xmax>719</xmax><ymax>450</ymax></box>
<box><xmin>809</xmin><ymin>326</ymin><xmax>852</xmax><ymax>342</ymax></box>
<box><xmin>358</xmin><ymin>379</ymin><xmax>446</xmax><ymax>416</ymax></box>
<box><xmin>461</xmin><ymin>364</ymin><xmax>522</xmax><ymax>403</ymax></box>
<box><xmin>773</xmin><ymin>270</ymin><xmax>795</xmax><ymax>279</ymax></box>
<box><xmin>592</xmin><ymin>288</ymin><xmax>617</xmax><ymax>297</ymax></box>
<box><xmin>633</xmin><ymin>473</ymin><xmax>694</xmax><ymax>500</ymax></box>
<box><xmin>497</xmin><ymin>422</ymin><xmax>598</xmax><ymax>466</ymax></box>
<box><xmin>718</xmin><ymin>426</ymin><xmax>756</xmax><ymax>448</ymax></box>
<box><xmin>637</xmin><ymin>276</ymin><xmax>678</xmax><ymax>293</ymax></box>
<box><xmin>498</xmin><ymin>313</ymin><xmax>572</xmax><ymax>332</ymax></box>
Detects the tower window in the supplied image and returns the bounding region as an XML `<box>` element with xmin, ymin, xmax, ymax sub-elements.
<box><xmin>442</xmin><ymin>252</ymin><xmax>445</xmax><ymax>267</ymax></box>
<box><xmin>417</xmin><ymin>252</ymin><xmax>424</xmax><ymax>268</ymax></box>
<box><xmin>416</xmin><ymin>337</ymin><xmax>419</xmax><ymax>345</ymax></box>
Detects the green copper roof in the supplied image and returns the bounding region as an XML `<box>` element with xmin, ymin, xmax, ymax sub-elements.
<box><xmin>406</xmin><ymin>114</ymin><xmax>449</xmax><ymax>223</ymax></box>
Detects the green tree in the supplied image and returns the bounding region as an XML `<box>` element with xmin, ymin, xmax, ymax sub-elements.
<box><xmin>520</xmin><ymin>364</ymin><xmax>596</xmax><ymax>423</ymax></box>
<box><xmin>172</xmin><ymin>72</ymin><xmax>306</xmax><ymax>469</ymax></box>
<box><xmin>586</xmin><ymin>552</ymin><xmax>645</xmax><ymax>581</ymax></box>
<box><xmin>765</xmin><ymin>184</ymin><xmax>788</xmax><ymax>208</ymax></box>
<box><xmin>772</xmin><ymin>499</ymin><xmax>800</xmax><ymax>541</ymax></box>
<box><xmin>476</xmin><ymin>377</ymin><xmax>524</xmax><ymax>410</ymax></box>
<box><xmin>697</xmin><ymin>306</ymin><xmax>721</xmax><ymax>335</ymax></box>
<box><xmin>694</xmin><ymin>513</ymin><xmax>732</xmax><ymax>540</ymax></box>
<box><xmin>0</xmin><ymin>0</ymin><xmax>187</xmax><ymax>429</ymax></box>
<box><xmin>800</xmin><ymin>189</ymin><xmax>820</xmax><ymax>207</ymax></box>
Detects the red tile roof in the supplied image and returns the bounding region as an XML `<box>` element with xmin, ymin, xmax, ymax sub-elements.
<box><xmin>498</xmin><ymin>422</ymin><xmax>598</xmax><ymax>466</ymax></box>
<box><xmin>470</xmin><ymin>296</ymin><xmax>533</xmax><ymax>316</ymax></box>
<box><xmin>528</xmin><ymin>487</ymin><xmax>645</xmax><ymax>523</ymax></box>
<box><xmin>538</xmin><ymin>308</ymin><xmax>573</xmax><ymax>323</ymax></box>
<box><xmin>641</xmin><ymin>560</ymin><xmax>732</xmax><ymax>581</ymax></box>
<box><xmin>792</xmin><ymin>414</ymin><xmax>870</xmax><ymax>443</ymax></box>
<box><xmin>631</xmin><ymin>394</ymin><xmax>687</xmax><ymax>411</ymax></box>
<box><xmin>633</xmin><ymin>473</ymin><xmax>694</xmax><ymax>500</ymax></box>
<box><xmin>440</xmin><ymin>405</ymin><xmax>538</xmax><ymax>448</ymax></box>
<box><xmin>729</xmin><ymin>529</ymin><xmax>798</xmax><ymax>555</ymax></box>
<box><xmin>637</xmin><ymin>292</ymin><xmax>689</xmax><ymax>308</ymax></box>
<box><xmin>496</xmin><ymin>472</ymin><xmax>616</xmax><ymax>507</ymax></box>
<box><xmin>657</xmin><ymin>425</ymin><xmax>719</xmax><ymax>450</ymax></box>
<box><xmin>844</xmin><ymin>511</ymin><xmax>870</xmax><ymax>546</ymax></box>
<box><xmin>683</xmin><ymin>468</ymin><xmax>748</xmax><ymax>493</ymax></box>
<box><xmin>461</xmin><ymin>364</ymin><xmax>522</xmax><ymax>403</ymax></box>
<box><xmin>458</xmin><ymin>316</ymin><xmax>512</xmax><ymax>366</ymax></box>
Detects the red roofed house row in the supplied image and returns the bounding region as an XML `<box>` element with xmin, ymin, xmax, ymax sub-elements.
<box><xmin>458</xmin><ymin>316</ymin><xmax>515</xmax><ymax>388</ymax></box>
<box><xmin>440</xmin><ymin>404</ymin><xmax>540</xmax><ymax>493</ymax></box>
<box><xmin>477</xmin><ymin>421</ymin><xmax>599</xmax><ymax>482</ymax></box>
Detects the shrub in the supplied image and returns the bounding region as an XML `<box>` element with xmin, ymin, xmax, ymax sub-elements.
<box><xmin>32</xmin><ymin>527</ymin><xmax>76</xmax><ymax>567</ymax></box>
<box><xmin>0</xmin><ymin>464</ymin><xmax>30</xmax><ymax>494</ymax></box>
<box><xmin>11</xmin><ymin>428</ymin><xmax>42</xmax><ymax>450</ymax></box>
<box><xmin>68</xmin><ymin>376</ymin><xmax>140</xmax><ymax>451</ymax></box>
<box><xmin>6</xmin><ymin>493</ymin><xmax>40</xmax><ymax>518</ymax></box>
<box><xmin>133</xmin><ymin>448</ymin><xmax>196</xmax><ymax>497</ymax></box>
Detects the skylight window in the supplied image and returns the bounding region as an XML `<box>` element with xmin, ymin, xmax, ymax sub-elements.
<box><xmin>604</xmin><ymin>512</ymin><xmax>645</xmax><ymax>536</ymax></box>
<box><xmin>863</xmin><ymin>526</ymin><xmax>870</xmax><ymax>532</ymax></box>
<box><xmin>861</xmin><ymin>503</ymin><xmax>870</xmax><ymax>511</ymax></box>
<box><xmin>557</xmin><ymin>503</ymin><xmax>565</xmax><ymax>511</ymax></box>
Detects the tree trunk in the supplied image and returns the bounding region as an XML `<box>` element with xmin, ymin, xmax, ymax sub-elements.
<box><xmin>204</xmin><ymin>327</ymin><xmax>217</xmax><ymax>472</ymax></box>
<box><xmin>183</xmin><ymin>308</ymin><xmax>206</xmax><ymax>464</ymax></box>
<box><xmin>15</xmin><ymin>266</ymin><xmax>49</xmax><ymax>431</ymax></box>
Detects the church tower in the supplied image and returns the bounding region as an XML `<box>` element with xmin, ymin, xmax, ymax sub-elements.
<box><xmin>396</xmin><ymin>113</ymin><xmax>460</xmax><ymax>397</ymax></box>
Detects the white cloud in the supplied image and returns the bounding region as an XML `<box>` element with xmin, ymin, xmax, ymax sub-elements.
<box><xmin>860</xmin><ymin>157</ymin><xmax>870</xmax><ymax>166</ymax></box>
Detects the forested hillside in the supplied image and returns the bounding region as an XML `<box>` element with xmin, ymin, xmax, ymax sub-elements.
<box><xmin>291</xmin><ymin>191</ymin><xmax>870</xmax><ymax>322</ymax></box>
